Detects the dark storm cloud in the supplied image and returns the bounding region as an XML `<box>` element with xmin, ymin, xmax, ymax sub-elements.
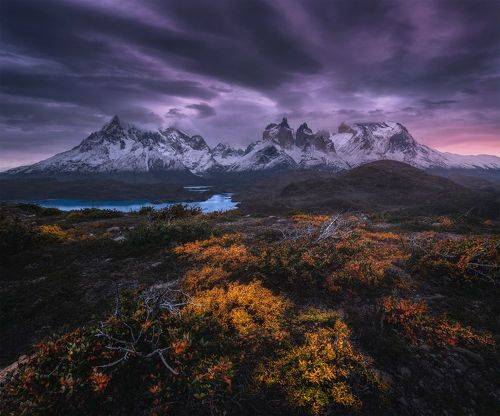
<box><xmin>0</xmin><ymin>69</ymin><xmax>217</xmax><ymax>107</ymax></box>
<box><xmin>420</xmin><ymin>100</ymin><xmax>458</xmax><ymax>110</ymax></box>
<box><xmin>165</xmin><ymin>108</ymin><xmax>187</xmax><ymax>119</ymax></box>
<box><xmin>185</xmin><ymin>103</ymin><xmax>216</xmax><ymax>119</ymax></box>
<box><xmin>1</xmin><ymin>0</ymin><xmax>499</xmax><ymax>167</ymax></box>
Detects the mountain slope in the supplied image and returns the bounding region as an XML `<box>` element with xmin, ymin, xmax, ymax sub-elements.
<box><xmin>332</xmin><ymin>122</ymin><xmax>500</xmax><ymax>169</ymax></box>
<box><xmin>7</xmin><ymin>117</ymin><xmax>218</xmax><ymax>176</ymax></box>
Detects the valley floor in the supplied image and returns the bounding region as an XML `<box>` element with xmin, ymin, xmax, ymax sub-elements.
<box><xmin>0</xmin><ymin>204</ymin><xmax>498</xmax><ymax>415</ymax></box>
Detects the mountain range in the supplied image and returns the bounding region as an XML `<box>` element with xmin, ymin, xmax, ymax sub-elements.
<box><xmin>6</xmin><ymin>116</ymin><xmax>500</xmax><ymax>176</ymax></box>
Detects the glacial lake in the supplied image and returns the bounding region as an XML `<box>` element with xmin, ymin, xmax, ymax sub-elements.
<box><xmin>27</xmin><ymin>193</ymin><xmax>238</xmax><ymax>213</ymax></box>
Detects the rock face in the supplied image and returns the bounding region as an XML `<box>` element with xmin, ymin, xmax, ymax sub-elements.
<box><xmin>263</xmin><ymin>117</ymin><xmax>295</xmax><ymax>148</ymax></box>
<box><xmin>295</xmin><ymin>122</ymin><xmax>315</xmax><ymax>147</ymax></box>
<box><xmin>212</xmin><ymin>143</ymin><xmax>244</xmax><ymax>159</ymax></box>
<box><xmin>338</xmin><ymin>122</ymin><xmax>355</xmax><ymax>135</ymax></box>
<box><xmin>6</xmin><ymin>116</ymin><xmax>500</xmax><ymax>176</ymax></box>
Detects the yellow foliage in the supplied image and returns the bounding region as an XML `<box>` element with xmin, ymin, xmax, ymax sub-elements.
<box><xmin>185</xmin><ymin>281</ymin><xmax>290</xmax><ymax>344</ymax></box>
<box><xmin>183</xmin><ymin>265</ymin><xmax>231</xmax><ymax>292</ymax></box>
<box><xmin>292</xmin><ymin>214</ymin><xmax>330</xmax><ymax>227</ymax></box>
<box><xmin>257</xmin><ymin>319</ymin><xmax>386</xmax><ymax>415</ymax></box>
<box><xmin>327</xmin><ymin>230</ymin><xmax>407</xmax><ymax>293</ymax></box>
<box><xmin>38</xmin><ymin>224</ymin><xmax>68</xmax><ymax>241</ymax></box>
<box><xmin>175</xmin><ymin>234</ymin><xmax>255</xmax><ymax>272</ymax></box>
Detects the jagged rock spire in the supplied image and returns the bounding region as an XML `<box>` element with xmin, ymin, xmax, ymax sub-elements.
<box><xmin>110</xmin><ymin>115</ymin><xmax>120</xmax><ymax>124</ymax></box>
<box><xmin>101</xmin><ymin>115</ymin><xmax>125</xmax><ymax>139</ymax></box>
<box><xmin>296</xmin><ymin>122</ymin><xmax>314</xmax><ymax>147</ymax></box>
<box><xmin>279</xmin><ymin>117</ymin><xmax>290</xmax><ymax>128</ymax></box>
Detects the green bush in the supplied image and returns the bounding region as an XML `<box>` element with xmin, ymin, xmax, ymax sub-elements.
<box><xmin>137</xmin><ymin>206</ymin><xmax>154</xmax><ymax>216</ymax></box>
<box><xmin>124</xmin><ymin>218</ymin><xmax>211</xmax><ymax>250</ymax></box>
<box><xmin>256</xmin><ymin>239</ymin><xmax>337</xmax><ymax>292</ymax></box>
<box><xmin>15</xmin><ymin>203</ymin><xmax>61</xmax><ymax>216</ymax></box>
<box><xmin>66</xmin><ymin>208</ymin><xmax>123</xmax><ymax>222</ymax></box>
<box><xmin>151</xmin><ymin>204</ymin><xmax>202</xmax><ymax>222</ymax></box>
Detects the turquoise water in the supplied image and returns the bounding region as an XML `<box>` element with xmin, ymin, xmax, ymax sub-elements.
<box><xmin>28</xmin><ymin>194</ymin><xmax>237</xmax><ymax>213</ymax></box>
<box><xmin>183</xmin><ymin>185</ymin><xmax>213</xmax><ymax>192</ymax></box>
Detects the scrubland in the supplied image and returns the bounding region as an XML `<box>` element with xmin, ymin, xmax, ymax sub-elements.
<box><xmin>0</xmin><ymin>204</ymin><xmax>498</xmax><ymax>415</ymax></box>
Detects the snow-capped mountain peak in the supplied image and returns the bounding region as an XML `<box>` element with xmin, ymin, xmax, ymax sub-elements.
<box><xmin>5</xmin><ymin>117</ymin><xmax>500</xmax><ymax>176</ymax></box>
<box><xmin>263</xmin><ymin>117</ymin><xmax>295</xmax><ymax>148</ymax></box>
<box><xmin>102</xmin><ymin>115</ymin><xmax>124</xmax><ymax>135</ymax></box>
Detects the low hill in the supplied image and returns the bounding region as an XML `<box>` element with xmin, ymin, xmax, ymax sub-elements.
<box><xmin>240</xmin><ymin>160</ymin><xmax>499</xmax><ymax>217</ymax></box>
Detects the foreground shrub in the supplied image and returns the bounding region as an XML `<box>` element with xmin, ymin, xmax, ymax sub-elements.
<box><xmin>66</xmin><ymin>208</ymin><xmax>123</xmax><ymax>222</ymax></box>
<box><xmin>0</xmin><ymin>219</ymin><xmax>39</xmax><ymax>257</ymax></box>
<box><xmin>151</xmin><ymin>204</ymin><xmax>202</xmax><ymax>222</ymax></box>
<box><xmin>256</xmin><ymin>317</ymin><xmax>387</xmax><ymax>415</ymax></box>
<box><xmin>256</xmin><ymin>239</ymin><xmax>337</xmax><ymax>292</ymax></box>
<box><xmin>382</xmin><ymin>297</ymin><xmax>495</xmax><ymax>349</ymax></box>
<box><xmin>38</xmin><ymin>224</ymin><xmax>68</xmax><ymax>242</ymax></box>
<box><xmin>124</xmin><ymin>218</ymin><xmax>211</xmax><ymax>250</ymax></box>
<box><xmin>291</xmin><ymin>214</ymin><xmax>330</xmax><ymax>228</ymax></box>
<box><xmin>409</xmin><ymin>234</ymin><xmax>498</xmax><ymax>286</ymax></box>
<box><xmin>175</xmin><ymin>234</ymin><xmax>256</xmax><ymax>291</ymax></box>
<box><xmin>326</xmin><ymin>231</ymin><xmax>406</xmax><ymax>295</ymax></box>
<box><xmin>0</xmin><ymin>282</ymin><xmax>291</xmax><ymax>415</ymax></box>
<box><xmin>185</xmin><ymin>281</ymin><xmax>290</xmax><ymax>345</ymax></box>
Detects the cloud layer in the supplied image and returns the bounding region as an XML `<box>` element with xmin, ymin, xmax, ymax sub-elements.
<box><xmin>1</xmin><ymin>0</ymin><xmax>499</xmax><ymax>169</ymax></box>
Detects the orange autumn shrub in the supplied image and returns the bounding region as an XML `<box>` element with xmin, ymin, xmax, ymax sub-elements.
<box><xmin>410</xmin><ymin>234</ymin><xmax>499</xmax><ymax>285</ymax></box>
<box><xmin>381</xmin><ymin>297</ymin><xmax>428</xmax><ymax>344</ymax></box>
<box><xmin>382</xmin><ymin>297</ymin><xmax>494</xmax><ymax>349</ymax></box>
<box><xmin>256</xmin><ymin>318</ymin><xmax>387</xmax><ymax>415</ymax></box>
<box><xmin>175</xmin><ymin>234</ymin><xmax>255</xmax><ymax>272</ymax></box>
<box><xmin>333</xmin><ymin>230</ymin><xmax>402</xmax><ymax>260</ymax></box>
<box><xmin>89</xmin><ymin>369</ymin><xmax>111</xmax><ymax>393</ymax></box>
<box><xmin>192</xmin><ymin>356</ymin><xmax>234</xmax><ymax>400</ymax></box>
<box><xmin>185</xmin><ymin>281</ymin><xmax>290</xmax><ymax>345</ymax></box>
<box><xmin>0</xmin><ymin>328</ymin><xmax>114</xmax><ymax>415</ymax></box>
<box><xmin>175</xmin><ymin>234</ymin><xmax>257</xmax><ymax>291</ymax></box>
<box><xmin>327</xmin><ymin>230</ymin><xmax>407</xmax><ymax>294</ymax></box>
<box><xmin>38</xmin><ymin>224</ymin><xmax>68</xmax><ymax>242</ymax></box>
<box><xmin>183</xmin><ymin>265</ymin><xmax>231</xmax><ymax>292</ymax></box>
<box><xmin>292</xmin><ymin>214</ymin><xmax>330</xmax><ymax>227</ymax></box>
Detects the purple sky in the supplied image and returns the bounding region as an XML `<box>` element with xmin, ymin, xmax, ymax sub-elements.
<box><xmin>1</xmin><ymin>0</ymin><xmax>499</xmax><ymax>170</ymax></box>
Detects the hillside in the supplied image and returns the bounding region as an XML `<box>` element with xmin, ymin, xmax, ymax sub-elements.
<box><xmin>239</xmin><ymin>161</ymin><xmax>499</xmax><ymax>217</ymax></box>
